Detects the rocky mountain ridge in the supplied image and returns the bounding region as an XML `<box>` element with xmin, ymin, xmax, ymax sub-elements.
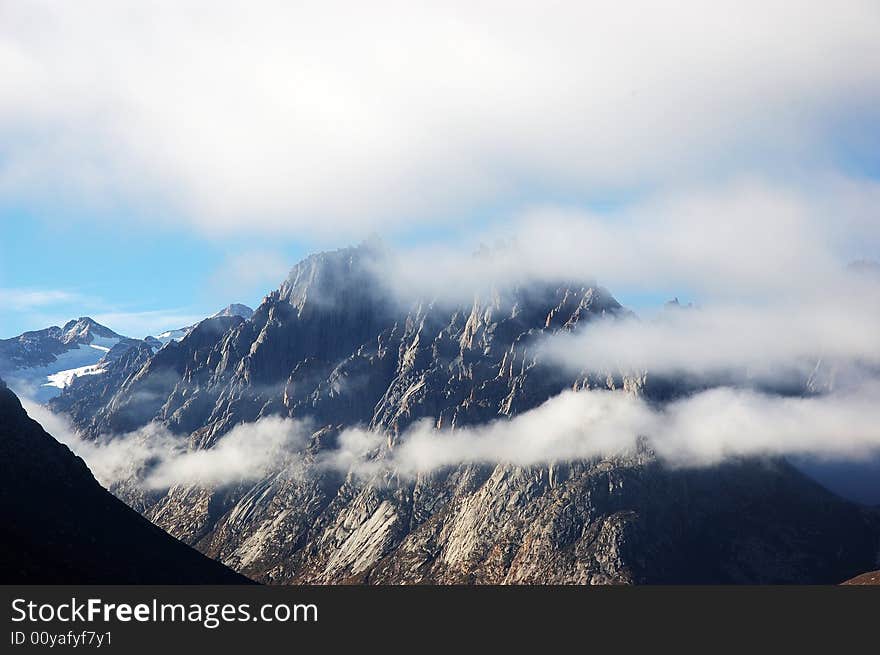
<box><xmin>0</xmin><ymin>317</ymin><xmax>122</xmax><ymax>370</ymax></box>
<box><xmin>47</xmin><ymin>244</ymin><xmax>880</xmax><ymax>584</ymax></box>
<box><xmin>1</xmin><ymin>305</ymin><xmax>255</xmax><ymax>403</ymax></box>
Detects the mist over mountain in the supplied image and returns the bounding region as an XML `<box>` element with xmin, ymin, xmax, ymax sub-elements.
<box><xmin>34</xmin><ymin>243</ymin><xmax>880</xmax><ymax>584</ymax></box>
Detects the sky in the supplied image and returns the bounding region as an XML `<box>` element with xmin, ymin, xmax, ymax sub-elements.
<box><xmin>1</xmin><ymin>1</ymin><xmax>880</xmax><ymax>339</ymax></box>
<box><xmin>0</xmin><ymin>203</ymin><xmax>310</xmax><ymax>336</ymax></box>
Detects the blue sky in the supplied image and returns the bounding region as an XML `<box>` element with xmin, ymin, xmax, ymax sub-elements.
<box><xmin>0</xmin><ymin>205</ymin><xmax>312</xmax><ymax>337</ymax></box>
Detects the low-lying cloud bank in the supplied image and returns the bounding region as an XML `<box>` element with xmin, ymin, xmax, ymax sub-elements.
<box><xmin>328</xmin><ymin>385</ymin><xmax>880</xmax><ymax>477</ymax></box>
<box><xmin>24</xmin><ymin>383</ymin><xmax>880</xmax><ymax>490</ymax></box>
<box><xmin>22</xmin><ymin>401</ymin><xmax>310</xmax><ymax>489</ymax></box>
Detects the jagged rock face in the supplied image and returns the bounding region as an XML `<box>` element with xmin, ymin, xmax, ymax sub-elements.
<box><xmin>49</xmin><ymin>342</ymin><xmax>156</xmax><ymax>432</ymax></box>
<box><xmin>0</xmin><ymin>377</ymin><xmax>249</xmax><ymax>583</ymax></box>
<box><xmin>51</xmin><ymin>245</ymin><xmax>880</xmax><ymax>584</ymax></box>
<box><xmin>187</xmin><ymin>453</ymin><xmax>875</xmax><ymax>585</ymax></box>
<box><xmin>58</xmin><ymin>247</ymin><xmax>624</xmax><ymax>442</ymax></box>
<box><xmin>350</xmin><ymin>458</ymin><xmax>875</xmax><ymax>585</ymax></box>
<box><xmin>147</xmin><ymin>303</ymin><xmax>254</xmax><ymax>349</ymax></box>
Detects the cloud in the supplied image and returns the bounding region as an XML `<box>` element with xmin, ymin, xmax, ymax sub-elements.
<box><xmin>21</xmin><ymin>400</ymin><xmax>310</xmax><ymax>489</ymax></box>
<box><xmin>22</xmin><ymin>380</ymin><xmax>880</xmax><ymax>492</ymax></box>
<box><xmin>539</xmin><ymin>297</ymin><xmax>880</xmax><ymax>387</ymax></box>
<box><xmin>0</xmin><ymin>285</ymin><xmax>207</xmax><ymax>339</ymax></box>
<box><xmin>0</xmin><ymin>289</ymin><xmax>82</xmax><ymax>311</ymax></box>
<box><xmin>208</xmin><ymin>250</ymin><xmax>292</xmax><ymax>300</ymax></box>
<box><xmin>327</xmin><ymin>385</ymin><xmax>880</xmax><ymax>478</ymax></box>
<box><xmin>363</xmin><ymin>178</ymin><xmax>880</xmax><ymax>399</ymax></box>
<box><xmin>142</xmin><ymin>417</ymin><xmax>310</xmax><ymax>489</ymax></box>
<box><xmin>89</xmin><ymin>309</ymin><xmax>206</xmax><ymax>338</ymax></box>
<box><xmin>653</xmin><ymin>385</ymin><xmax>880</xmax><ymax>466</ymax></box>
<box><xmin>1</xmin><ymin>2</ymin><xmax>879</xmax><ymax>233</ymax></box>
<box><xmin>0</xmin><ymin>288</ymin><xmax>88</xmax><ymax>312</ymax></box>
<box><xmin>373</xmin><ymin>177</ymin><xmax>880</xmax><ymax>304</ymax></box>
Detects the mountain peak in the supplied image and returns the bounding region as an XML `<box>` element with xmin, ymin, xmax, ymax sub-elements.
<box><xmin>211</xmin><ymin>303</ymin><xmax>254</xmax><ymax>320</ymax></box>
<box><xmin>59</xmin><ymin>317</ymin><xmax>122</xmax><ymax>345</ymax></box>
<box><xmin>277</xmin><ymin>242</ymin><xmax>386</xmax><ymax>311</ymax></box>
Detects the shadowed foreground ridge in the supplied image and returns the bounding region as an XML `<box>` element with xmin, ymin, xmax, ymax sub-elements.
<box><xmin>0</xmin><ymin>377</ymin><xmax>251</xmax><ymax>584</ymax></box>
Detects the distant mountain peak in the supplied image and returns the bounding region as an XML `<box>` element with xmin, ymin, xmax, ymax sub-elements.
<box><xmin>151</xmin><ymin>304</ymin><xmax>255</xmax><ymax>348</ymax></box>
<box><xmin>211</xmin><ymin>303</ymin><xmax>254</xmax><ymax>320</ymax></box>
<box><xmin>0</xmin><ymin>317</ymin><xmax>126</xmax><ymax>401</ymax></box>
<box><xmin>60</xmin><ymin>317</ymin><xmax>123</xmax><ymax>345</ymax></box>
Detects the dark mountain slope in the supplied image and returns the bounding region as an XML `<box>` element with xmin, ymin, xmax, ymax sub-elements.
<box><xmin>0</xmin><ymin>377</ymin><xmax>251</xmax><ymax>584</ymax></box>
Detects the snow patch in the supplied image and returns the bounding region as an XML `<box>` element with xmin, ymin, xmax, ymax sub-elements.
<box><xmin>43</xmin><ymin>363</ymin><xmax>107</xmax><ymax>389</ymax></box>
<box><xmin>154</xmin><ymin>328</ymin><xmax>189</xmax><ymax>347</ymax></box>
<box><xmin>5</xmin><ymin>340</ymin><xmax>119</xmax><ymax>402</ymax></box>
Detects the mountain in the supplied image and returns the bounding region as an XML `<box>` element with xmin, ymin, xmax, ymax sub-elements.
<box><xmin>149</xmin><ymin>303</ymin><xmax>254</xmax><ymax>348</ymax></box>
<box><xmin>212</xmin><ymin>303</ymin><xmax>255</xmax><ymax>320</ymax></box>
<box><xmin>50</xmin><ymin>244</ymin><xmax>880</xmax><ymax>584</ymax></box>
<box><xmin>0</xmin><ymin>317</ymin><xmax>128</xmax><ymax>402</ymax></box>
<box><xmin>0</xmin><ymin>376</ymin><xmax>250</xmax><ymax>583</ymax></box>
<box><xmin>0</xmin><ymin>306</ymin><xmax>256</xmax><ymax>403</ymax></box>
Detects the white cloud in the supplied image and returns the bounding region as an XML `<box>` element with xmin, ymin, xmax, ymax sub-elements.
<box><xmin>22</xmin><ymin>381</ymin><xmax>880</xmax><ymax>490</ymax></box>
<box><xmin>1</xmin><ymin>1</ymin><xmax>879</xmax><ymax>234</ymax></box>
<box><xmin>89</xmin><ymin>309</ymin><xmax>206</xmax><ymax>338</ymax></box>
<box><xmin>142</xmin><ymin>417</ymin><xmax>310</xmax><ymax>489</ymax></box>
<box><xmin>327</xmin><ymin>385</ymin><xmax>880</xmax><ymax>478</ymax></box>
<box><xmin>22</xmin><ymin>400</ymin><xmax>311</xmax><ymax>489</ymax></box>
<box><xmin>208</xmin><ymin>250</ymin><xmax>292</xmax><ymax>300</ymax></box>
<box><xmin>539</xmin><ymin>297</ymin><xmax>880</xmax><ymax>385</ymax></box>
<box><xmin>0</xmin><ymin>288</ymin><xmax>87</xmax><ymax>312</ymax></box>
<box><xmin>373</xmin><ymin>177</ymin><xmax>880</xmax><ymax>304</ymax></box>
